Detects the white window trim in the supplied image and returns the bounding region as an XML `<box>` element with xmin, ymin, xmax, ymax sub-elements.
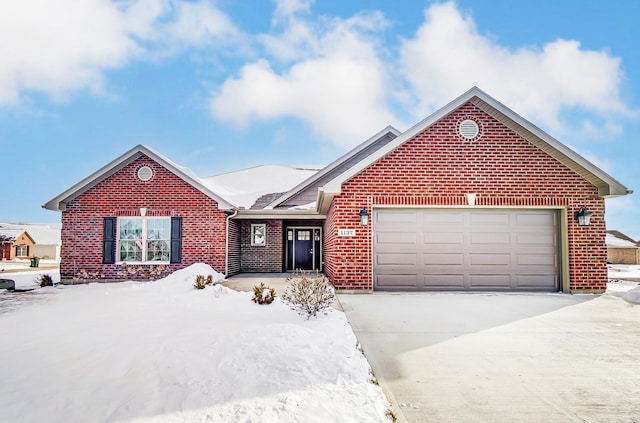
<box><xmin>117</xmin><ymin>217</ymin><xmax>171</xmax><ymax>264</ymax></box>
<box><xmin>251</xmin><ymin>223</ymin><xmax>266</xmax><ymax>246</ymax></box>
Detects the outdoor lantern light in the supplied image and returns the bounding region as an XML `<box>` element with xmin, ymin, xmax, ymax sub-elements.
<box><xmin>359</xmin><ymin>207</ymin><xmax>370</xmax><ymax>226</ymax></box>
<box><xmin>574</xmin><ymin>207</ymin><xmax>592</xmax><ymax>226</ymax></box>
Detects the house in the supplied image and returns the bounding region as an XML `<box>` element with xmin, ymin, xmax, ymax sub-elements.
<box><xmin>43</xmin><ymin>87</ymin><xmax>631</xmax><ymax>293</ymax></box>
<box><xmin>0</xmin><ymin>229</ymin><xmax>36</xmax><ymax>260</ymax></box>
<box><xmin>0</xmin><ymin>223</ymin><xmax>62</xmax><ymax>260</ymax></box>
<box><xmin>606</xmin><ymin>230</ymin><xmax>639</xmax><ymax>264</ymax></box>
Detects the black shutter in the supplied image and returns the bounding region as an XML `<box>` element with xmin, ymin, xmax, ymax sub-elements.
<box><xmin>170</xmin><ymin>217</ymin><xmax>182</xmax><ymax>264</ymax></box>
<box><xmin>103</xmin><ymin>217</ymin><xmax>116</xmax><ymax>264</ymax></box>
<box><xmin>26</xmin><ymin>246</ymin><xmax>29</xmax><ymax>257</ymax></box>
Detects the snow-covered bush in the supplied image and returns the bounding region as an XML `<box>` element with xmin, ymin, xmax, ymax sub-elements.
<box><xmin>251</xmin><ymin>282</ymin><xmax>276</xmax><ymax>305</ymax></box>
<box><xmin>282</xmin><ymin>272</ymin><xmax>336</xmax><ymax>319</ymax></box>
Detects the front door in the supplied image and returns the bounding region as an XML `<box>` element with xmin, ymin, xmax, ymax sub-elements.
<box><xmin>294</xmin><ymin>229</ymin><xmax>313</xmax><ymax>269</ymax></box>
<box><xmin>286</xmin><ymin>227</ymin><xmax>322</xmax><ymax>271</ymax></box>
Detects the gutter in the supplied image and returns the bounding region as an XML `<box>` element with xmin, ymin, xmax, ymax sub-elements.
<box><xmin>225</xmin><ymin>209</ymin><xmax>239</xmax><ymax>277</ymax></box>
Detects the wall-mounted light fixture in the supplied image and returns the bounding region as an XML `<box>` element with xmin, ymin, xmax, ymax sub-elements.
<box><xmin>574</xmin><ymin>207</ymin><xmax>592</xmax><ymax>226</ymax></box>
<box><xmin>359</xmin><ymin>207</ymin><xmax>370</xmax><ymax>226</ymax></box>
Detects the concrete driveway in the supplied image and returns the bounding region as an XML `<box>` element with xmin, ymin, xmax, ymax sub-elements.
<box><xmin>338</xmin><ymin>292</ymin><xmax>640</xmax><ymax>423</ymax></box>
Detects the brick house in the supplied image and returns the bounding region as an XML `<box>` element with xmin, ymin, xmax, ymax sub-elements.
<box><xmin>0</xmin><ymin>229</ymin><xmax>36</xmax><ymax>260</ymax></box>
<box><xmin>44</xmin><ymin>87</ymin><xmax>631</xmax><ymax>292</ymax></box>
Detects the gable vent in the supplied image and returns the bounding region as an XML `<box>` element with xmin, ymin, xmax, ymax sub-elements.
<box><xmin>459</xmin><ymin>119</ymin><xmax>479</xmax><ymax>139</ymax></box>
<box><xmin>137</xmin><ymin>166</ymin><xmax>153</xmax><ymax>182</ymax></box>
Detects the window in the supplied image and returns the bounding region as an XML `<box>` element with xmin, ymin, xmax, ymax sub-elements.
<box><xmin>251</xmin><ymin>224</ymin><xmax>266</xmax><ymax>246</ymax></box>
<box><xmin>118</xmin><ymin>217</ymin><xmax>171</xmax><ymax>262</ymax></box>
<box><xmin>15</xmin><ymin>244</ymin><xmax>29</xmax><ymax>257</ymax></box>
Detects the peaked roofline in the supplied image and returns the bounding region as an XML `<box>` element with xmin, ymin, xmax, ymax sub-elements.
<box><xmin>267</xmin><ymin>125</ymin><xmax>401</xmax><ymax>209</ymax></box>
<box><xmin>321</xmin><ymin>86</ymin><xmax>632</xmax><ymax>210</ymax></box>
<box><xmin>43</xmin><ymin>145</ymin><xmax>235</xmax><ymax>212</ymax></box>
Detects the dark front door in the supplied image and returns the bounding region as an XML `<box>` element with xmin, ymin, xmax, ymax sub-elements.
<box><xmin>286</xmin><ymin>227</ymin><xmax>322</xmax><ymax>271</ymax></box>
<box><xmin>294</xmin><ymin>229</ymin><xmax>313</xmax><ymax>270</ymax></box>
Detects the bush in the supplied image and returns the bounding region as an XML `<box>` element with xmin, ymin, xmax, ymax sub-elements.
<box><xmin>193</xmin><ymin>275</ymin><xmax>206</xmax><ymax>289</ymax></box>
<box><xmin>38</xmin><ymin>274</ymin><xmax>54</xmax><ymax>287</ymax></box>
<box><xmin>251</xmin><ymin>282</ymin><xmax>276</xmax><ymax>305</ymax></box>
<box><xmin>282</xmin><ymin>272</ymin><xmax>336</xmax><ymax>319</ymax></box>
<box><xmin>194</xmin><ymin>274</ymin><xmax>218</xmax><ymax>290</ymax></box>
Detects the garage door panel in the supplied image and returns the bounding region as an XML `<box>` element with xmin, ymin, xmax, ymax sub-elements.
<box><xmin>376</xmin><ymin>210</ymin><xmax>418</xmax><ymax>224</ymax></box>
<box><xmin>376</xmin><ymin>232</ymin><xmax>417</xmax><ymax>244</ymax></box>
<box><xmin>423</xmin><ymin>253</ymin><xmax>464</xmax><ymax>266</ymax></box>
<box><xmin>469</xmin><ymin>212</ymin><xmax>509</xmax><ymax>225</ymax></box>
<box><xmin>424</xmin><ymin>232</ymin><xmax>463</xmax><ymax>244</ymax></box>
<box><xmin>516</xmin><ymin>233</ymin><xmax>556</xmax><ymax>246</ymax></box>
<box><xmin>373</xmin><ymin>208</ymin><xmax>559</xmax><ymax>292</ymax></box>
<box><xmin>423</xmin><ymin>274</ymin><xmax>465</xmax><ymax>288</ymax></box>
<box><xmin>470</xmin><ymin>232</ymin><xmax>510</xmax><ymax>245</ymax></box>
<box><xmin>376</xmin><ymin>274</ymin><xmax>417</xmax><ymax>289</ymax></box>
<box><xmin>515</xmin><ymin>212</ymin><xmax>556</xmax><ymax>226</ymax></box>
<box><xmin>469</xmin><ymin>274</ymin><xmax>512</xmax><ymax>288</ymax></box>
<box><xmin>422</xmin><ymin>212</ymin><xmax>464</xmax><ymax>224</ymax></box>
<box><xmin>469</xmin><ymin>253</ymin><xmax>510</xmax><ymax>266</ymax></box>
<box><xmin>517</xmin><ymin>254</ymin><xmax>556</xmax><ymax>266</ymax></box>
<box><xmin>515</xmin><ymin>275</ymin><xmax>558</xmax><ymax>289</ymax></box>
<box><xmin>376</xmin><ymin>253</ymin><xmax>417</xmax><ymax>266</ymax></box>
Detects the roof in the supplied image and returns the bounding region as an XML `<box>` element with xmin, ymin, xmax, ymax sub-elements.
<box><xmin>268</xmin><ymin>126</ymin><xmax>400</xmax><ymax>209</ymax></box>
<box><xmin>320</xmin><ymin>86</ymin><xmax>632</xmax><ymax>212</ymax></box>
<box><xmin>0</xmin><ymin>228</ymin><xmax>35</xmax><ymax>244</ymax></box>
<box><xmin>0</xmin><ymin>223</ymin><xmax>61</xmax><ymax>245</ymax></box>
<box><xmin>606</xmin><ymin>230</ymin><xmax>638</xmax><ymax>248</ymax></box>
<box><xmin>200</xmin><ymin>165</ymin><xmax>323</xmax><ymax>210</ymax></box>
<box><xmin>43</xmin><ymin>145</ymin><xmax>235</xmax><ymax>212</ymax></box>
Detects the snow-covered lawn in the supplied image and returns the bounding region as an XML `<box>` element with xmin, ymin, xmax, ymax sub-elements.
<box><xmin>0</xmin><ymin>264</ymin><xmax>391</xmax><ymax>422</ymax></box>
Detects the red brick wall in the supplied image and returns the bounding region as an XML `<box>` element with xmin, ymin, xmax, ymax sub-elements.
<box><xmin>324</xmin><ymin>102</ymin><xmax>607</xmax><ymax>292</ymax></box>
<box><xmin>239</xmin><ymin>220</ymin><xmax>283</xmax><ymax>272</ymax></box>
<box><xmin>60</xmin><ymin>155</ymin><xmax>228</xmax><ymax>281</ymax></box>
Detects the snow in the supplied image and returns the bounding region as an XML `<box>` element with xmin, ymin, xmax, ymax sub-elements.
<box><xmin>605</xmin><ymin>232</ymin><xmax>637</xmax><ymax>247</ymax></box>
<box><xmin>606</xmin><ymin>264</ymin><xmax>640</xmax><ymax>304</ymax></box>
<box><xmin>0</xmin><ymin>222</ymin><xmax>62</xmax><ymax>245</ymax></box>
<box><xmin>0</xmin><ymin>264</ymin><xmax>391</xmax><ymax>422</ymax></box>
<box><xmin>200</xmin><ymin>165</ymin><xmax>322</xmax><ymax>209</ymax></box>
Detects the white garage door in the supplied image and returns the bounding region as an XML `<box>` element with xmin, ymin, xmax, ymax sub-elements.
<box><xmin>373</xmin><ymin>209</ymin><xmax>559</xmax><ymax>291</ymax></box>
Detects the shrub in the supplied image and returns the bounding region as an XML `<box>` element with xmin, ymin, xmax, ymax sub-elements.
<box><xmin>194</xmin><ymin>274</ymin><xmax>219</xmax><ymax>290</ymax></box>
<box><xmin>251</xmin><ymin>282</ymin><xmax>276</xmax><ymax>305</ymax></box>
<box><xmin>38</xmin><ymin>274</ymin><xmax>54</xmax><ymax>287</ymax></box>
<box><xmin>282</xmin><ymin>272</ymin><xmax>336</xmax><ymax>319</ymax></box>
<box><xmin>194</xmin><ymin>275</ymin><xmax>206</xmax><ymax>289</ymax></box>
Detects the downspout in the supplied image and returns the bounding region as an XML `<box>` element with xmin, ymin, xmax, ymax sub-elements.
<box><xmin>225</xmin><ymin>208</ymin><xmax>239</xmax><ymax>277</ymax></box>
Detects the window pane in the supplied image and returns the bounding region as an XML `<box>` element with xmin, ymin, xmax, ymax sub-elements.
<box><xmin>120</xmin><ymin>240</ymin><xmax>142</xmax><ymax>261</ymax></box>
<box><xmin>147</xmin><ymin>219</ymin><xmax>170</xmax><ymax>241</ymax></box>
<box><xmin>147</xmin><ymin>240</ymin><xmax>170</xmax><ymax>261</ymax></box>
<box><xmin>120</xmin><ymin>219</ymin><xmax>142</xmax><ymax>239</ymax></box>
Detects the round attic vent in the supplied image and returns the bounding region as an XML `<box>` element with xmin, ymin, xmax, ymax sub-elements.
<box><xmin>137</xmin><ymin>166</ymin><xmax>153</xmax><ymax>182</ymax></box>
<box><xmin>459</xmin><ymin>119</ymin><xmax>479</xmax><ymax>139</ymax></box>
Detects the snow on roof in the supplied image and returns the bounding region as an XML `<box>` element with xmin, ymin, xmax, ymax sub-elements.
<box><xmin>200</xmin><ymin>165</ymin><xmax>323</xmax><ymax>209</ymax></box>
<box><xmin>0</xmin><ymin>223</ymin><xmax>61</xmax><ymax>245</ymax></box>
<box><xmin>606</xmin><ymin>232</ymin><xmax>638</xmax><ymax>248</ymax></box>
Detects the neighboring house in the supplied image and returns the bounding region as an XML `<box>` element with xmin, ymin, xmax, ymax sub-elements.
<box><xmin>0</xmin><ymin>223</ymin><xmax>62</xmax><ymax>260</ymax></box>
<box><xmin>0</xmin><ymin>229</ymin><xmax>36</xmax><ymax>260</ymax></box>
<box><xmin>43</xmin><ymin>87</ymin><xmax>631</xmax><ymax>293</ymax></box>
<box><xmin>606</xmin><ymin>230</ymin><xmax>639</xmax><ymax>264</ymax></box>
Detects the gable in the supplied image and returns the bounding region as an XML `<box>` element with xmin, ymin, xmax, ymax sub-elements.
<box><xmin>43</xmin><ymin>145</ymin><xmax>234</xmax><ymax>212</ymax></box>
<box><xmin>341</xmin><ymin>103</ymin><xmax>598</xmax><ymax>199</ymax></box>
<box><xmin>320</xmin><ymin>87</ymin><xmax>630</xmax><ymax>212</ymax></box>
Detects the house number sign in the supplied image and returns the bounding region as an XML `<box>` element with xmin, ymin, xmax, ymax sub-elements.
<box><xmin>338</xmin><ymin>229</ymin><xmax>356</xmax><ymax>237</ymax></box>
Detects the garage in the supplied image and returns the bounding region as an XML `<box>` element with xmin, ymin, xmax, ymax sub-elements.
<box><xmin>373</xmin><ymin>208</ymin><xmax>560</xmax><ymax>291</ymax></box>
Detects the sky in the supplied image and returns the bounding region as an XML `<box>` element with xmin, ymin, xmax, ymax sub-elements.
<box><xmin>1</xmin><ymin>0</ymin><xmax>638</xmax><ymax>239</ymax></box>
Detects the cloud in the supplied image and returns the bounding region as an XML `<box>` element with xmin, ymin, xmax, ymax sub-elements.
<box><xmin>209</xmin><ymin>2</ymin><xmax>397</xmax><ymax>148</ymax></box>
<box><xmin>0</xmin><ymin>0</ymin><xmax>237</xmax><ymax>106</ymax></box>
<box><xmin>399</xmin><ymin>2</ymin><xmax>633</xmax><ymax>135</ymax></box>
